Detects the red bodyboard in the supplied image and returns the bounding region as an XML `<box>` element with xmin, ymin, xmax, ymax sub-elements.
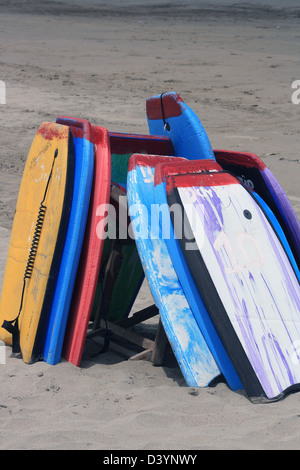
<box><xmin>62</xmin><ymin>123</ymin><xmax>111</xmax><ymax>366</ymax></box>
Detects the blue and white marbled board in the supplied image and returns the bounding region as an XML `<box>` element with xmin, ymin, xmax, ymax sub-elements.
<box><xmin>179</xmin><ymin>182</ymin><xmax>300</xmax><ymax>400</ymax></box>
<box><xmin>127</xmin><ymin>155</ymin><xmax>221</xmax><ymax>387</ymax></box>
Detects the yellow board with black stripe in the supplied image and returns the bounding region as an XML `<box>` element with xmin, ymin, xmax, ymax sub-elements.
<box><xmin>0</xmin><ymin>122</ymin><xmax>74</xmax><ymax>363</ymax></box>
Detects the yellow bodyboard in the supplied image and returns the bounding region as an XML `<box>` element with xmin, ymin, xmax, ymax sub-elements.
<box><xmin>0</xmin><ymin>122</ymin><xmax>74</xmax><ymax>363</ymax></box>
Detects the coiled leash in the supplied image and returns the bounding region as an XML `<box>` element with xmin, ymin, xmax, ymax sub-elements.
<box><xmin>2</xmin><ymin>149</ymin><xmax>58</xmax><ymax>353</ymax></box>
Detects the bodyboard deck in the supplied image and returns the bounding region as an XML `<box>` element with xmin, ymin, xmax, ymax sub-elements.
<box><xmin>0</xmin><ymin>122</ymin><xmax>75</xmax><ymax>363</ymax></box>
<box><xmin>90</xmin><ymin>132</ymin><xmax>175</xmax><ymax>326</ymax></box>
<box><xmin>154</xmin><ymin>159</ymin><xmax>243</xmax><ymax>390</ymax></box>
<box><xmin>65</xmin><ymin>131</ymin><xmax>174</xmax><ymax>366</ymax></box>
<box><xmin>90</xmin><ymin>184</ymin><xmax>144</xmax><ymax>328</ymax></box>
<box><xmin>62</xmin><ymin>122</ymin><xmax>111</xmax><ymax>367</ymax></box>
<box><xmin>156</xmin><ymin>159</ymin><xmax>300</xmax><ymax>402</ymax></box>
<box><xmin>214</xmin><ymin>150</ymin><xmax>300</xmax><ymax>267</ymax></box>
<box><xmin>127</xmin><ymin>154</ymin><xmax>222</xmax><ymax>388</ymax></box>
<box><xmin>42</xmin><ymin>118</ymin><xmax>94</xmax><ymax>365</ymax></box>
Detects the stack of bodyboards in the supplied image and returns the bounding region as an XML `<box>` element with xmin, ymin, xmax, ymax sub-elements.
<box><xmin>0</xmin><ymin>92</ymin><xmax>299</xmax><ymax>403</ymax></box>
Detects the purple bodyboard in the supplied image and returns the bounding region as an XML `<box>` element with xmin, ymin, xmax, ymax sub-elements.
<box><xmin>162</xmin><ymin>161</ymin><xmax>300</xmax><ymax>402</ymax></box>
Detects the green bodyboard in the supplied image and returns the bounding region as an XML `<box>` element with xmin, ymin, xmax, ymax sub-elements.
<box><xmin>91</xmin><ymin>153</ymin><xmax>144</xmax><ymax>323</ymax></box>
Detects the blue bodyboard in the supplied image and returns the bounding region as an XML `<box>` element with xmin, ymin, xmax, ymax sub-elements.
<box><xmin>147</xmin><ymin>91</ymin><xmax>300</xmax><ymax>267</ymax></box>
<box><xmin>43</xmin><ymin>118</ymin><xmax>94</xmax><ymax>365</ymax></box>
<box><xmin>146</xmin><ymin>91</ymin><xmax>215</xmax><ymax>160</ymax></box>
<box><xmin>154</xmin><ymin>160</ymin><xmax>242</xmax><ymax>391</ymax></box>
<box><xmin>127</xmin><ymin>154</ymin><xmax>221</xmax><ymax>388</ymax></box>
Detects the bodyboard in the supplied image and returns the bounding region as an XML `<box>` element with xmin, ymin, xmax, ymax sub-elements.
<box><xmin>127</xmin><ymin>154</ymin><xmax>222</xmax><ymax>388</ymax></box>
<box><xmin>154</xmin><ymin>160</ymin><xmax>243</xmax><ymax>390</ymax></box>
<box><xmin>146</xmin><ymin>91</ymin><xmax>214</xmax><ymax>160</ymax></box>
<box><xmin>0</xmin><ymin>122</ymin><xmax>75</xmax><ymax>363</ymax></box>
<box><xmin>214</xmin><ymin>150</ymin><xmax>300</xmax><ymax>267</ymax></box>
<box><xmin>90</xmin><ymin>184</ymin><xmax>145</xmax><ymax>326</ymax></box>
<box><xmin>90</xmin><ymin>132</ymin><xmax>174</xmax><ymax>327</ymax></box>
<box><xmin>146</xmin><ymin>91</ymin><xmax>300</xmax><ymax>270</ymax></box>
<box><xmin>110</xmin><ymin>131</ymin><xmax>174</xmax><ymax>187</ymax></box>
<box><xmin>62</xmin><ymin>122</ymin><xmax>111</xmax><ymax>367</ymax></box>
<box><xmin>157</xmin><ymin>159</ymin><xmax>300</xmax><ymax>402</ymax></box>
<box><xmin>90</xmin><ymin>238</ymin><xmax>144</xmax><ymax>323</ymax></box>
<box><xmin>42</xmin><ymin>118</ymin><xmax>94</xmax><ymax>365</ymax></box>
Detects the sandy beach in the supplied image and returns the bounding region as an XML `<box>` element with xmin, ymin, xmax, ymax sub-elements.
<box><xmin>0</xmin><ymin>0</ymin><xmax>300</xmax><ymax>450</ymax></box>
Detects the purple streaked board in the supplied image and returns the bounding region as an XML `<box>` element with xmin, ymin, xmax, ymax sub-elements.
<box><xmin>158</xmin><ymin>160</ymin><xmax>300</xmax><ymax>402</ymax></box>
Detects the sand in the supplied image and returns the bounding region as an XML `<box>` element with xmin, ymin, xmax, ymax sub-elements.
<box><xmin>0</xmin><ymin>0</ymin><xmax>300</xmax><ymax>451</ymax></box>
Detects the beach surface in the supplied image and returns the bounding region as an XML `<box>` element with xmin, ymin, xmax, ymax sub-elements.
<box><xmin>0</xmin><ymin>0</ymin><xmax>300</xmax><ymax>450</ymax></box>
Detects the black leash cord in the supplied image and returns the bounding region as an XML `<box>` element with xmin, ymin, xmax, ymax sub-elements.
<box><xmin>160</xmin><ymin>92</ymin><xmax>170</xmax><ymax>131</ymax></box>
<box><xmin>2</xmin><ymin>148</ymin><xmax>58</xmax><ymax>353</ymax></box>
